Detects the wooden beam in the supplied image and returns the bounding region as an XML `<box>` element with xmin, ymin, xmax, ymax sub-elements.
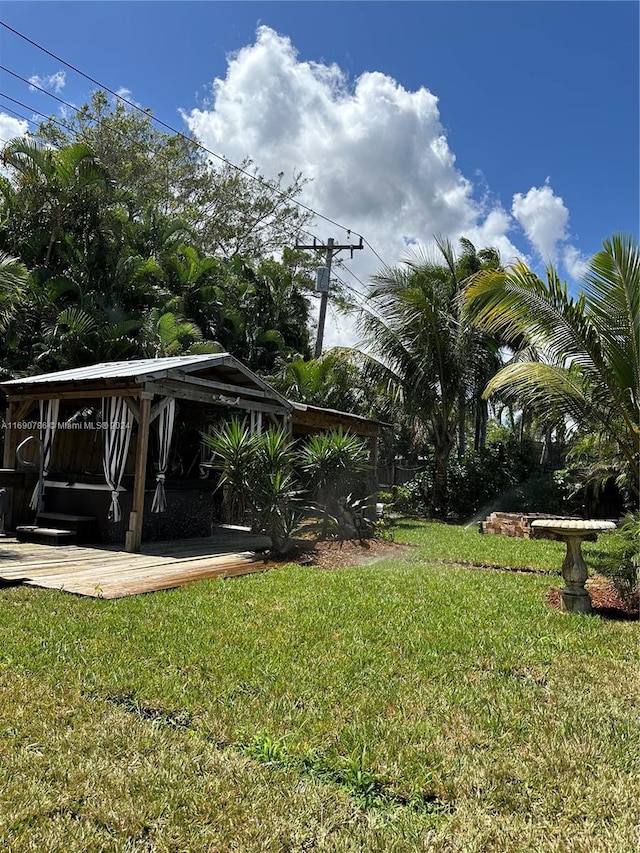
<box><xmin>2</xmin><ymin>399</ymin><xmax>38</xmax><ymax>529</ymax></box>
<box><xmin>216</xmin><ymin>357</ymin><xmax>291</xmax><ymax>407</ymax></box>
<box><xmin>143</xmin><ymin>381</ymin><xmax>290</xmax><ymax>416</ymax></box>
<box><xmin>165</xmin><ymin>370</ymin><xmax>269</xmax><ymax>400</ymax></box>
<box><xmin>292</xmin><ymin>409</ymin><xmax>380</xmax><ymax>437</ymax></box>
<box><xmin>123</xmin><ymin>397</ymin><xmax>141</xmax><ymax>423</ymax></box>
<box><xmin>125</xmin><ymin>395</ymin><xmax>151</xmax><ymax>553</ymax></box>
<box><xmin>149</xmin><ymin>395</ymin><xmax>173</xmax><ymax>425</ymax></box>
<box><xmin>368</xmin><ymin>434</ymin><xmax>379</xmax><ymax>472</ymax></box>
<box><xmin>4</xmin><ymin>387</ymin><xmax>141</xmax><ymax>403</ymax></box>
<box><xmin>2</xmin><ymin>400</ymin><xmax>18</xmax><ymax>472</ymax></box>
<box><xmin>2</xmin><ymin>399</ymin><xmax>38</xmax><ymax>466</ymax></box>
<box><xmin>13</xmin><ymin>400</ymin><xmax>38</xmax><ymax>423</ymax></box>
<box><xmin>125</xmin><ymin>393</ymin><xmax>166</xmax><ymax>424</ymax></box>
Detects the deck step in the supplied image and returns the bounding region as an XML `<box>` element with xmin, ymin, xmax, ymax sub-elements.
<box><xmin>16</xmin><ymin>526</ymin><xmax>76</xmax><ymax>546</ymax></box>
<box><xmin>36</xmin><ymin>512</ymin><xmax>97</xmax><ymax>543</ymax></box>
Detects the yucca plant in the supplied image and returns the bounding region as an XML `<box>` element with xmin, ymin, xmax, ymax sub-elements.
<box><xmin>202</xmin><ymin>418</ymin><xmax>302</xmax><ymax>554</ymax></box>
<box><xmin>298</xmin><ymin>428</ymin><xmax>370</xmax><ymax>539</ymax></box>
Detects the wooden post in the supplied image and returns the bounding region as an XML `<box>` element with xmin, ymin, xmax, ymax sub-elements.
<box><xmin>125</xmin><ymin>394</ymin><xmax>152</xmax><ymax>553</ymax></box>
<box><xmin>2</xmin><ymin>399</ymin><xmax>37</xmax><ymax>530</ymax></box>
<box><xmin>284</xmin><ymin>411</ymin><xmax>293</xmax><ymax>437</ymax></box>
<box><xmin>2</xmin><ymin>400</ymin><xmax>16</xmax><ymax>469</ymax></box>
<box><xmin>2</xmin><ymin>400</ymin><xmax>16</xmax><ymax>530</ymax></box>
<box><xmin>368</xmin><ymin>433</ymin><xmax>379</xmax><ymax>483</ymax></box>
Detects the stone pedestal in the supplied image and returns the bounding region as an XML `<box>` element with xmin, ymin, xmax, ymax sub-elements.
<box><xmin>531</xmin><ymin>519</ymin><xmax>616</xmax><ymax>614</ymax></box>
<box><xmin>560</xmin><ymin>535</ymin><xmax>593</xmax><ymax>613</ymax></box>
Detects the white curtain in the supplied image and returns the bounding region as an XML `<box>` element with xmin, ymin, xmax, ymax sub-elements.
<box><xmin>29</xmin><ymin>398</ymin><xmax>60</xmax><ymax>511</ymax></box>
<box><xmin>101</xmin><ymin>396</ymin><xmax>134</xmax><ymax>522</ymax></box>
<box><xmin>151</xmin><ymin>398</ymin><xmax>176</xmax><ymax>514</ymax></box>
<box><xmin>250</xmin><ymin>410</ymin><xmax>263</xmax><ymax>433</ymax></box>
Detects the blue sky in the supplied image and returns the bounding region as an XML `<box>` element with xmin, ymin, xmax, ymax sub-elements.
<box><xmin>0</xmin><ymin>1</ymin><xmax>638</xmax><ymax>345</ymax></box>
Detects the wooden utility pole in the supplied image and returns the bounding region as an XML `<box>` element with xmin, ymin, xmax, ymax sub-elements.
<box><xmin>295</xmin><ymin>236</ymin><xmax>363</xmax><ymax>358</ymax></box>
<box><xmin>314</xmin><ymin>237</ymin><xmax>334</xmax><ymax>359</ymax></box>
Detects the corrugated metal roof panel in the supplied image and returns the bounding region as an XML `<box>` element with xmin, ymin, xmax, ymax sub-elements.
<box><xmin>0</xmin><ymin>354</ymin><xmax>231</xmax><ymax>386</ymax></box>
<box><xmin>291</xmin><ymin>401</ymin><xmax>388</xmax><ymax>427</ymax></box>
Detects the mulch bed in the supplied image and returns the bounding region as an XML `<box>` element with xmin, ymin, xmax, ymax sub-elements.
<box><xmin>295</xmin><ymin>537</ymin><xmax>412</xmax><ymax>570</ymax></box>
<box><xmin>546</xmin><ymin>577</ymin><xmax>639</xmax><ymax>621</ymax></box>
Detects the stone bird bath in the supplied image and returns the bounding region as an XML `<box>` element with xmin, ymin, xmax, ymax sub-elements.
<box><xmin>531</xmin><ymin>519</ymin><xmax>616</xmax><ymax>614</ymax></box>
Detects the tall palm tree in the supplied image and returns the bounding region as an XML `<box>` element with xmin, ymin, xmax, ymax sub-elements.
<box><xmin>463</xmin><ymin>233</ymin><xmax>639</xmax><ymax>498</ymax></box>
<box><xmin>358</xmin><ymin>237</ymin><xmax>477</xmax><ymax>514</ymax></box>
<box><xmin>0</xmin><ymin>252</ymin><xmax>28</xmax><ymax>333</ymax></box>
<box><xmin>0</xmin><ymin>252</ymin><xmax>30</xmax><ymax>376</ymax></box>
<box><xmin>454</xmin><ymin>238</ymin><xmax>504</xmax><ymax>455</ymax></box>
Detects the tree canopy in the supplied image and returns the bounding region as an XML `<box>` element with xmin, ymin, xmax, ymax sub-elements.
<box><xmin>356</xmin><ymin>237</ymin><xmax>504</xmax><ymax>513</ymax></box>
<box><xmin>1</xmin><ymin>97</ymin><xmax>634</xmax><ymax>512</ymax></box>
<box><xmin>0</xmin><ymin>116</ymin><xmax>315</xmax><ymax>376</ymax></box>
<box><xmin>464</xmin><ymin>233</ymin><xmax>640</xmax><ymax>498</ymax></box>
<box><xmin>34</xmin><ymin>91</ymin><xmax>312</xmax><ymax>259</ymax></box>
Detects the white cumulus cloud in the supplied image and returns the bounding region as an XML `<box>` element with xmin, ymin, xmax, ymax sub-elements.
<box><xmin>115</xmin><ymin>88</ymin><xmax>143</xmax><ymax>108</ymax></box>
<box><xmin>511</xmin><ymin>181</ymin><xmax>589</xmax><ymax>279</ymax></box>
<box><xmin>511</xmin><ymin>182</ymin><xmax>569</xmax><ymax>265</ymax></box>
<box><xmin>0</xmin><ymin>114</ymin><xmax>30</xmax><ymax>176</ymax></box>
<box><xmin>562</xmin><ymin>245</ymin><xmax>589</xmax><ymax>281</ymax></box>
<box><xmin>0</xmin><ymin>113</ymin><xmax>29</xmax><ymax>142</ymax></box>
<box><xmin>185</xmin><ymin>28</ymin><xmax>494</xmax><ymax>251</ymax></box>
<box><xmin>182</xmin><ymin>27</ymin><xmax>582</xmax><ymax>345</ymax></box>
<box><xmin>28</xmin><ymin>70</ymin><xmax>66</xmax><ymax>94</ymax></box>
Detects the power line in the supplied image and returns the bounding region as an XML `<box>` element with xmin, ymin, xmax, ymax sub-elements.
<box><xmin>332</xmin><ymin>272</ymin><xmax>367</xmax><ymax>311</ymax></box>
<box><xmin>0</xmin><ymin>101</ymin><xmax>37</xmax><ymax>128</ymax></box>
<box><xmin>0</xmin><ymin>91</ymin><xmax>76</xmax><ymax>134</ymax></box>
<box><xmin>0</xmin><ymin>20</ymin><xmax>391</xmax><ymax>260</ymax></box>
<box><xmin>0</xmin><ymin>19</ymin><xmax>403</xmax><ymax>338</ymax></box>
<box><xmin>360</xmin><ymin>236</ymin><xmax>389</xmax><ymax>270</ymax></box>
<box><xmin>333</xmin><ymin>258</ymin><xmax>400</xmax><ymax>330</ymax></box>
<box><xmin>0</xmin><ymin>64</ymin><xmax>79</xmax><ymax>114</ymax></box>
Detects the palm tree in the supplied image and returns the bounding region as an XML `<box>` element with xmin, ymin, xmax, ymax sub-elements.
<box><xmin>0</xmin><ymin>252</ymin><xmax>30</xmax><ymax>376</ymax></box>
<box><xmin>358</xmin><ymin>237</ymin><xmax>479</xmax><ymax>515</ymax></box>
<box><xmin>463</xmin><ymin>233</ymin><xmax>639</xmax><ymax>499</ymax></box>
<box><xmin>0</xmin><ymin>252</ymin><xmax>28</xmax><ymax>333</ymax></box>
<box><xmin>272</xmin><ymin>350</ymin><xmax>366</xmax><ymax>411</ymax></box>
<box><xmin>453</xmin><ymin>238</ymin><xmax>504</xmax><ymax>455</ymax></box>
<box><xmin>1</xmin><ymin>138</ymin><xmax>112</xmax><ymax>270</ymax></box>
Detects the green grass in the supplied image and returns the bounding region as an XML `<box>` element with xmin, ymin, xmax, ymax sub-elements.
<box><xmin>1</xmin><ymin>522</ymin><xmax>638</xmax><ymax>851</ymax></box>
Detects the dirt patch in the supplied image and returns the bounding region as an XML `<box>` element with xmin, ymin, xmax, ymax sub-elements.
<box><xmin>546</xmin><ymin>577</ymin><xmax>639</xmax><ymax>621</ymax></box>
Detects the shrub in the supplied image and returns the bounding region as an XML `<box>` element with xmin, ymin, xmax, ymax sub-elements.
<box><xmin>394</xmin><ymin>440</ymin><xmax>583</xmax><ymax>521</ymax></box>
<box><xmin>597</xmin><ymin>512</ymin><xmax>639</xmax><ymax>601</ymax></box>
<box><xmin>203</xmin><ymin>422</ymin><xmax>374</xmax><ymax>549</ymax></box>
<box><xmin>202</xmin><ymin>419</ymin><xmax>303</xmax><ymax>554</ymax></box>
<box><xmin>298</xmin><ymin>429</ymin><xmax>370</xmax><ymax>539</ymax></box>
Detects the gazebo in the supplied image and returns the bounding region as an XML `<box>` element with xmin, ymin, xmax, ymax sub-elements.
<box><xmin>0</xmin><ymin>354</ymin><xmax>382</xmax><ymax>551</ymax></box>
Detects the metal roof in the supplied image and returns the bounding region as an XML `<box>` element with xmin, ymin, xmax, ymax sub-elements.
<box><xmin>291</xmin><ymin>401</ymin><xmax>389</xmax><ymax>428</ymax></box>
<box><xmin>0</xmin><ymin>354</ymin><xmax>230</xmax><ymax>386</ymax></box>
<box><xmin>0</xmin><ymin>356</ymin><xmax>385</xmax><ymax>427</ymax></box>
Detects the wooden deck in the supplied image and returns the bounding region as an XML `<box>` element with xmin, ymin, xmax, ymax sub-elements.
<box><xmin>0</xmin><ymin>531</ymin><xmax>273</xmax><ymax>599</ymax></box>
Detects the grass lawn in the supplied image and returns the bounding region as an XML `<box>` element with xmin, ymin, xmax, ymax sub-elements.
<box><xmin>1</xmin><ymin>521</ymin><xmax>638</xmax><ymax>852</ymax></box>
